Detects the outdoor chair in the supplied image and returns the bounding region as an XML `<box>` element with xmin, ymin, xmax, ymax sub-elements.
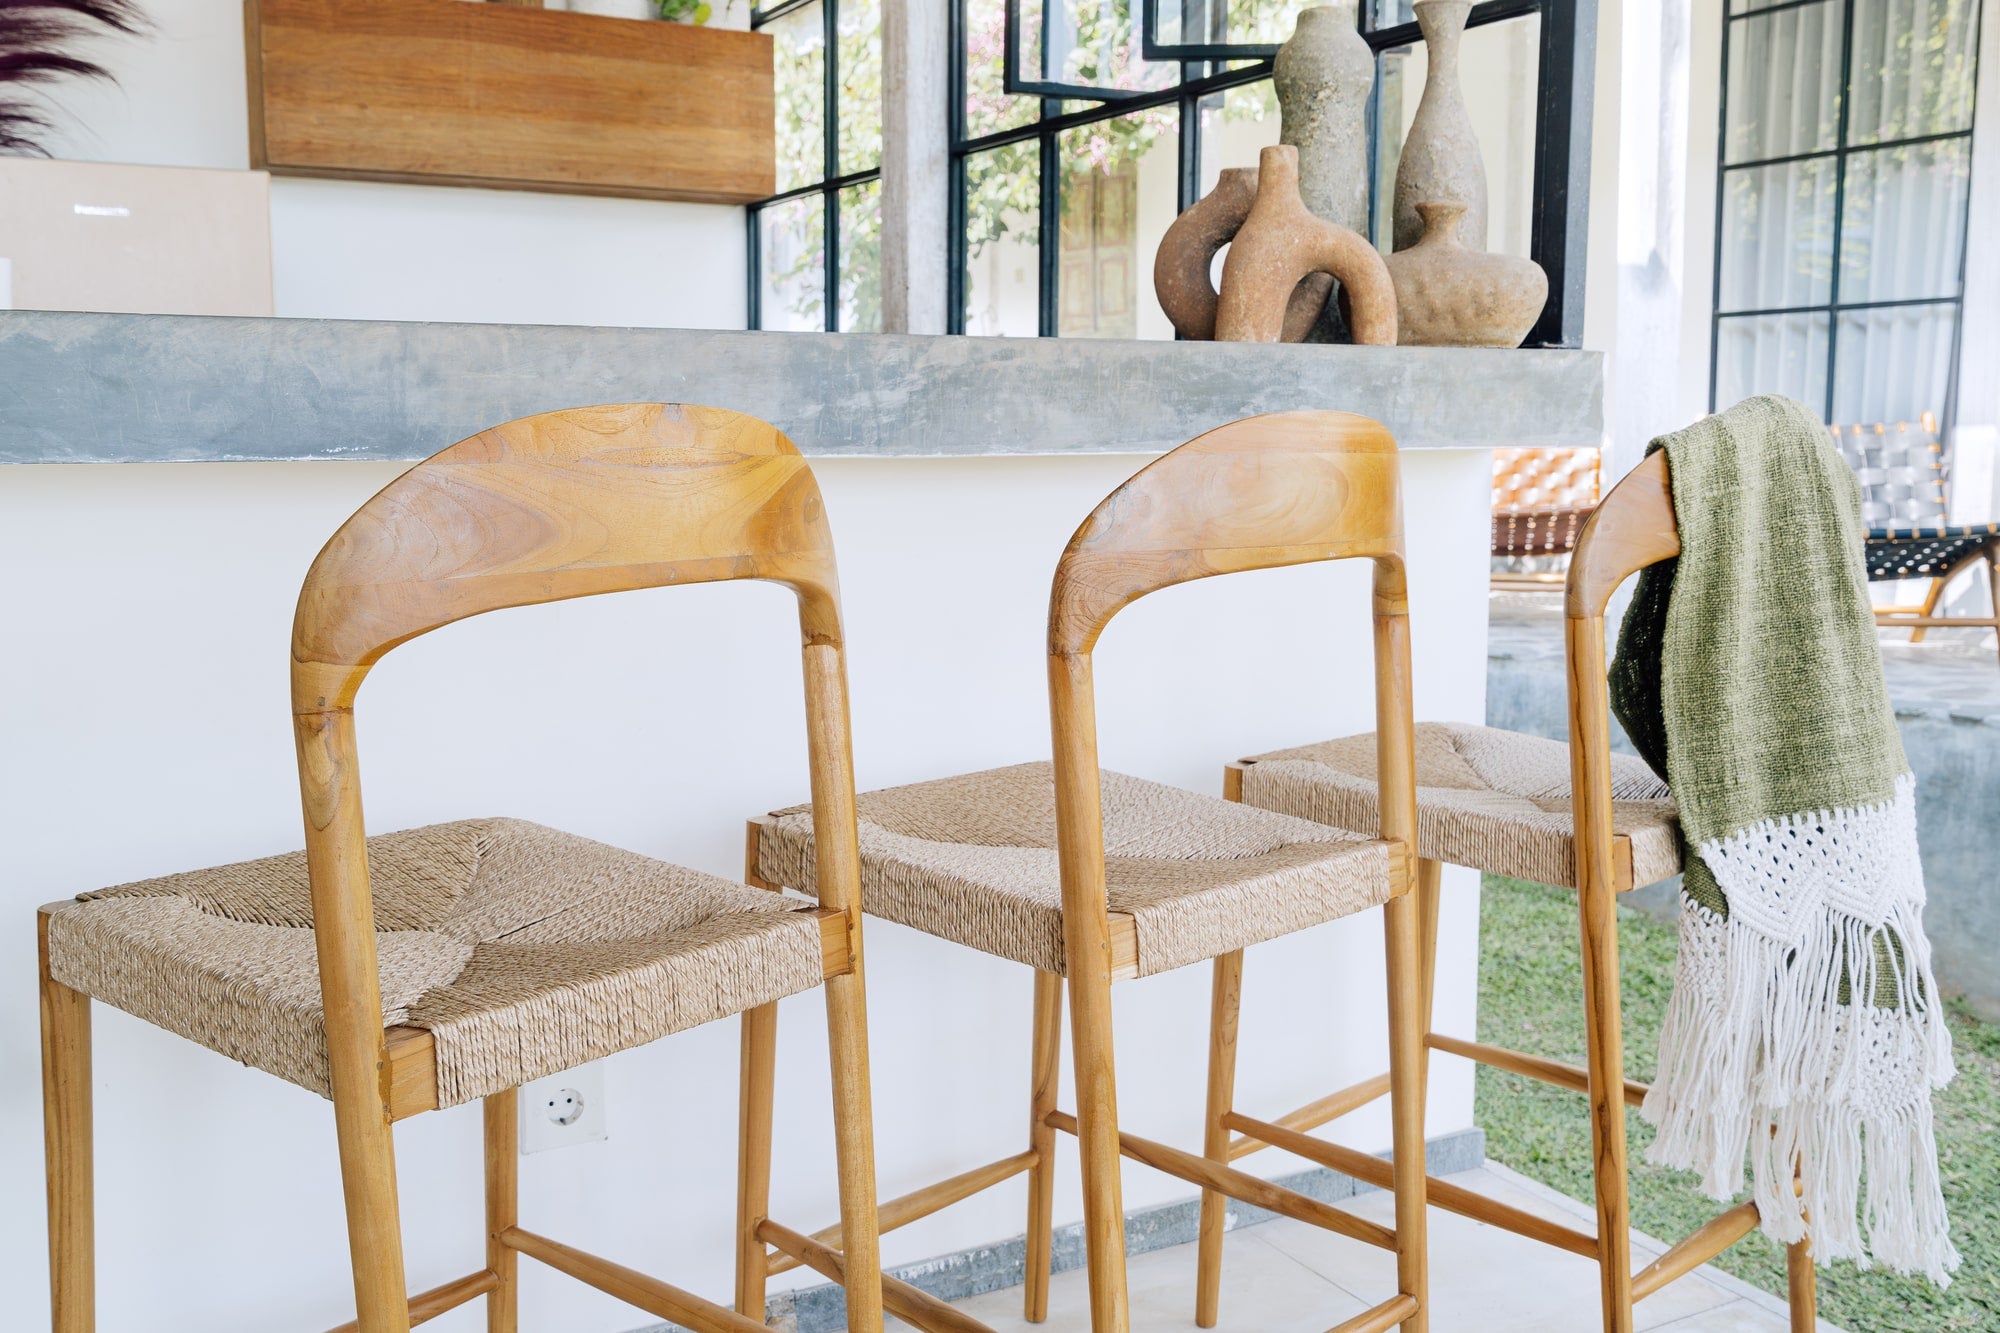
<box><xmin>1224</xmin><ymin>449</ymin><xmax>1819</xmax><ymax>1333</ymax></box>
<box><xmin>744</xmin><ymin>411</ymin><xmax>1432</xmax><ymax>1333</ymax></box>
<box><xmin>1490</xmin><ymin>445</ymin><xmax>1601</xmax><ymax>589</ymax></box>
<box><xmin>37</xmin><ymin>404</ymin><xmax>922</xmax><ymax>1333</ymax></box>
<box><xmin>1829</xmin><ymin>415</ymin><xmax>1999</xmax><ymax>664</ymax></box>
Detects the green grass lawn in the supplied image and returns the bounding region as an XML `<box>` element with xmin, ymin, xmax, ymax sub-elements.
<box><xmin>1474</xmin><ymin>874</ymin><xmax>2000</xmax><ymax>1332</ymax></box>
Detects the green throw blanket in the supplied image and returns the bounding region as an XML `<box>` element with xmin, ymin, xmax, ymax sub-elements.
<box><xmin>1609</xmin><ymin>395</ymin><xmax>1957</xmax><ymax>1283</ymax></box>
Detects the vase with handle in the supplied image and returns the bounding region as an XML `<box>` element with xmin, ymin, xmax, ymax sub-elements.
<box><xmin>1214</xmin><ymin>145</ymin><xmax>1396</xmax><ymax>345</ymax></box>
<box><xmin>1392</xmin><ymin>0</ymin><xmax>1487</xmax><ymax>253</ymax></box>
<box><xmin>1154</xmin><ymin>167</ymin><xmax>1333</xmax><ymax>342</ymax></box>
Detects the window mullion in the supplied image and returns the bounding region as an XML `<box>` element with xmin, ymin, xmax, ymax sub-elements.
<box><xmin>1822</xmin><ymin>0</ymin><xmax>1857</xmax><ymax>420</ymax></box>
<box><xmin>825</xmin><ymin>0</ymin><xmax>841</xmax><ymax>333</ymax></box>
<box><xmin>948</xmin><ymin>0</ymin><xmax>968</xmax><ymax>334</ymax></box>
<box><xmin>1038</xmin><ymin>102</ymin><xmax>1061</xmax><ymax>338</ymax></box>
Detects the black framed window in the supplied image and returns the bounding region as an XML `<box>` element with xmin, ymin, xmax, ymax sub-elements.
<box><xmin>951</xmin><ymin>0</ymin><xmax>1592</xmax><ymax>342</ymax></box>
<box><xmin>747</xmin><ymin>0</ymin><xmax>884</xmax><ymax>331</ymax></box>
<box><xmin>1709</xmin><ymin>0</ymin><xmax>1983</xmax><ymax>428</ymax></box>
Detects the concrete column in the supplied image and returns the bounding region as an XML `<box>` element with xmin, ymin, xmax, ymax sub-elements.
<box><xmin>882</xmin><ymin>0</ymin><xmax>952</xmax><ymax>334</ymax></box>
<box><xmin>1951</xmin><ymin>0</ymin><xmax>2000</xmax><ymax>530</ymax></box>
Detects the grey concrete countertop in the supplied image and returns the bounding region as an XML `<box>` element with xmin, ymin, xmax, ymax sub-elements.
<box><xmin>0</xmin><ymin>311</ymin><xmax>1603</xmax><ymax>463</ymax></box>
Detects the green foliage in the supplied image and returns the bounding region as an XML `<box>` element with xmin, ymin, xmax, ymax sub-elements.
<box><xmin>1477</xmin><ymin>874</ymin><xmax>2000</xmax><ymax>1331</ymax></box>
<box><xmin>654</xmin><ymin>0</ymin><xmax>714</xmax><ymax>23</ymax></box>
<box><xmin>762</xmin><ymin>0</ymin><xmax>1294</xmax><ymax>326</ymax></box>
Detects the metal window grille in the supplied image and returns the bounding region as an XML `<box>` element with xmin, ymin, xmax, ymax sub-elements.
<box><xmin>1707</xmin><ymin>0</ymin><xmax>1984</xmax><ymax>432</ymax></box>
<box><xmin>747</xmin><ymin>0</ymin><xmax>883</xmax><ymax>332</ymax></box>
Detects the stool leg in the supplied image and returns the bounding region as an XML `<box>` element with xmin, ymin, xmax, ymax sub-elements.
<box><xmin>1384</xmin><ymin>890</ymin><xmax>1430</xmax><ymax>1333</ymax></box>
<box><xmin>1988</xmin><ymin>551</ymin><xmax>1999</xmax><ymax>667</ymax></box>
<box><xmin>40</xmin><ymin>916</ymin><xmax>94</xmax><ymax>1333</ymax></box>
<box><xmin>1908</xmin><ymin>576</ymin><xmax>1945</xmax><ymax>644</ymax></box>
<box><xmin>1579</xmin><ymin>872</ymin><xmax>1634</xmax><ymax>1333</ymax></box>
<box><xmin>483</xmin><ymin>1092</ymin><xmax>518</xmax><ymax>1333</ymax></box>
<box><xmin>1195</xmin><ymin>950</ymin><xmax>1243</xmax><ymax>1328</ymax></box>
<box><xmin>736</xmin><ymin>1001</ymin><xmax>779</xmax><ymax>1321</ymax></box>
<box><xmin>1068</xmin><ymin>964</ymin><xmax>1131</xmax><ymax>1333</ymax></box>
<box><xmin>823</xmin><ymin>969</ymin><xmax>886</xmax><ymax>1333</ymax></box>
<box><xmin>1415</xmin><ymin>859</ymin><xmax>1443</xmax><ymax>1130</ymax></box>
<box><xmin>1025</xmin><ymin>970</ymin><xmax>1064</xmax><ymax>1323</ymax></box>
<box><xmin>326</xmin><ymin>1087</ymin><xmax>410</xmax><ymax>1330</ymax></box>
<box><xmin>1787</xmin><ymin>1238</ymin><xmax>1817</xmax><ymax>1330</ymax></box>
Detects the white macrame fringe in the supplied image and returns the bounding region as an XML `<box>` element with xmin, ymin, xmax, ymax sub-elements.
<box><xmin>1641</xmin><ymin>774</ymin><xmax>1959</xmax><ymax>1284</ymax></box>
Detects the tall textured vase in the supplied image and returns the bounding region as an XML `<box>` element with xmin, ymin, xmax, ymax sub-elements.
<box><xmin>1275</xmin><ymin>1</ymin><xmax>1375</xmax><ymax>340</ymax></box>
<box><xmin>1277</xmin><ymin>3</ymin><xmax>1373</xmax><ymax>234</ymax></box>
<box><xmin>1392</xmin><ymin>0</ymin><xmax>1487</xmax><ymax>253</ymax></box>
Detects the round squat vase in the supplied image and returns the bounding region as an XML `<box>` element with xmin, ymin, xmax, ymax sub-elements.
<box><xmin>1384</xmin><ymin>201</ymin><xmax>1546</xmax><ymax>346</ymax></box>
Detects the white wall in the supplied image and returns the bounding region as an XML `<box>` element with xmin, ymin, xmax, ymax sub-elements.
<box><xmin>0</xmin><ymin>450</ymin><xmax>1491</xmax><ymax>1330</ymax></box>
<box><xmin>38</xmin><ymin>0</ymin><xmax>748</xmax><ymax>329</ymax></box>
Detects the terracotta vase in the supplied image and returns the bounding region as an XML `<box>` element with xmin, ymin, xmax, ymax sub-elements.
<box><xmin>1214</xmin><ymin>145</ymin><xmax>1396</xmax><ymax>345</ymax></box>
<box><xmin>1153</xmin><ymin>167</ymin><xmax>1332</xmax><ymax>343</ymax></box>
<box><xmin>1391</xmin><ymin>0</ymin><xmax>1487</xmax><ymax>253</ymax></box>
<box><xmin>1384</xmin><ymin>201</ymin><xmax>1546</xmax><ymax>346</ymax></box>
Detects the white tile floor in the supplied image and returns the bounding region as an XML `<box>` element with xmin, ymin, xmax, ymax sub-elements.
<box><xmin>918</xmin><ymin>1164</ymin><xmax>1841</xmax><ymax>1332</ymax></box>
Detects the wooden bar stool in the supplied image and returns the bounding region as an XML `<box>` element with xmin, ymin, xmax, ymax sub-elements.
<box><xmin>36</xmin><ymin>404</ymin><xmax>944</xmax><ymax>1333</ymax></box>
<box><xmin>745</xmin><ymin>411</ymin><xmax>1431</xmax><ymax>1333</ymax></box>
<box><xmin>1226</xmin><ymin>449</ymin><xmax>1820</xmax><ymax>1332</ymax></box>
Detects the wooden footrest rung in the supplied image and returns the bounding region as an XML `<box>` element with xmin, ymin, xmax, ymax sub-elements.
<box><xmin>1327</xmin><ymin>1292</ymin><xmax>1419</xmax><ymax>1333</ymax></box>
<box><xmin>767</xmin><ymin>1148</ymin><xmax>1039</xmax><ymax>1276</ymax></box>
<box><xmin>1223</xmin><ymin>1110</ymin><xmax>1599</xmax><ymax>1260</ymax></box>
<box><xmin>500</xmin><ymin>1227</ymin><xmax>768</xmax><ymax>1333</ymax></box>
<box><xmin>757</xmin><ymin>1218</ymin><xmax>996</xmax><ymax>1333</ymax></box>
<box><xmin>1045</xmin><ymin>1109</ymin><xmax>1397</xmax><ymax>1251</ymax></box>
<box><xmin>1631</xmin><ymin>1201</ymin><xmax>1761</xmax><ymax>1299</ymax></box>
<box><xmin>1876</xmin><ymin>614</ymin><xmax>2000</xmax><ymax>628</ymax></box>
<box><xmin>1227</xmin><ymin>1073</ymin><xmax>1391</xmax><ymax>1161</ymax></box>
<box><xmin>1428</xmin><ymin>1033</ymin><xmax>1649</xmax><ymax>1107</ymax></box>
<box><xmin>324</xmin><ymin>1269</ymin><xmax>498</xmax><ymax>1332</ymax></box>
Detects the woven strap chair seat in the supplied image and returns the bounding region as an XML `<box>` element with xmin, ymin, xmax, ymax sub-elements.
<box><xmin>41</xmin><ymin>819</ymin><xmax>827</xmax><ymax>1109</ymax></box>
<box><xmin>1491</xmin><ymin>506</ymin><xmax>1595</xmax><ymax>557</ymax></box>
<box><xmin>1240</xmin><ymin>722</ymin><xmax>1683</xmax><ymax>891</ymax></box>
<box><xmin>757</xmin><ymin>762</ymin><xmax>1393</xmax><ymax>978</ymax></box>
<box><xmin>1863</xmin><ymin>523</ymin><xmax>1998</xmax><ymax>582</ymax></box>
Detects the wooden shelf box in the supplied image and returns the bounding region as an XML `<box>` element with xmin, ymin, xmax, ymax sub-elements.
<box><xmin>245</xmin><ymin>0</ymin><xmax>775</xmax><ymax>203</ymax></box>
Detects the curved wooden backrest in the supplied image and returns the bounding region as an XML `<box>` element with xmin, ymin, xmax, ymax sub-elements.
<box><xmin>293</xmin><ymin>403</ymin><xmax>840</xmax><ymax>713</ymax></box>
<box><xmin>287</xmin><ymin>404</ymin><xmax>869</xmax><ymax>1179</ymax></box>
<box><xmin>1048</xmin><ymin>410</ymin><xmax>1405</xmax><ymax>655</ymax></box>
<box><xmin>1044</xmin><ymin>410</ymin><xmax>1418</xmax><ymax>960</ymax></box>
<box><xmin>1565</xmin><ymin>448</ymin><xmax>1679</xmax><ymax>620</ymax></box>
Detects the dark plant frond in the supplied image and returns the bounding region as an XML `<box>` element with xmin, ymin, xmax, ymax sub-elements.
<box><xmin>1</xmin><ymin>0</ymin><xmax>149</xmax><ymax>155</ymax></box>
<box><xmin>1</xmin><ymin>0</ymin><xmax>146</xmax><ymax>35</ymax></box>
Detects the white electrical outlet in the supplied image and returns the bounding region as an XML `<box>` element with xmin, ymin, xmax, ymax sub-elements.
<box><xmin>519</xmin><ymin>1061</ymin><xmax>609</xmax><ymax>1154</ymax></box>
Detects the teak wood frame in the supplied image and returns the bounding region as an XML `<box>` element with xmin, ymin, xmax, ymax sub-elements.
<box><xmin>748</xmin><ymin>411</ymin><xmax>1431</xmax><ymax>1333</ymax></box>
<box><xmin>1228</xmin><ymin>448</ymin><xmax>1820</xmax><ymax>1332</ymax></box>
<box><xmin>1872</xmin><ymin>544</ymin><xmax>2000</xmax><ymax>667</ymax></box>
<box><xmin>38</xmin><ymin>405</ymin><xmax>887</xmax><ymax>1333</ymax></box>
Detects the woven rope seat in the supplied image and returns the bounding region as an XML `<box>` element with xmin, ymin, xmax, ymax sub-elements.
<box><xmin>757</xmin><ymin>762</ymin><xmax>1393</xmax><ymax>978</ymax></box>
<box><xmin>41</xmin><ymin>818</ymin><xmax>827</xmax><ymax>1109</ymax></box>
<box><xmin>1241</xmin><ymin>722</ymin><xmax>1683</xmax><ymax>891</ymax></box>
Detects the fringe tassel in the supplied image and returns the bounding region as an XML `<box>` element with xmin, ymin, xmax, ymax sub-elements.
<box><xmin>1641</xmin><ymin>775</ymin><xmax>1959</xmax><ymax>1284</ymax></box>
